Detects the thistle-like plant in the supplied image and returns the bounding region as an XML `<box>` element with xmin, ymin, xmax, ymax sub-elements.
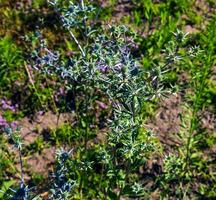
<box><xmin>0</xmin><ymin>123</ymin><xmax>29</xmax><ymax>200</ymax></box>
<box><xmin>29</xmin><ymin>1</ymin><xmax>190</xmax><ymax>199</ymax></box>
<box><xmin>159</xmin><ymin>31</ymin><xmax>214</xmax><ymax>199</ymax></box>
<box><xmin>50</xmin><ymin>148</ymin><xmax>76</xmax><ymax>200</ymax></box>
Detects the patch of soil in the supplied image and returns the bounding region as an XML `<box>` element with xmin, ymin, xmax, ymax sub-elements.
<box><xmin>11</xmin><ymin>111</ymin><xmax>73</xmax><ymax>180</ymax></box>
<box><xmin>27</xmin><ymin>146</ymin><xmax>56</xmax><ymax>175</ymax></box>
<box><xmin>99</xmin><ymin>0</ymin><xmax>132</xmax><ymax>22</ymax></box>
<box><xmin>146</xmin><ymin>94</ymin><xmax>183</xmax><ymax>152</ymax></box>
<box><xmin>184</xmin><ymin>25</ymin><xmax>199</xmax><ymax>34</ymax></box>
<box><xmin>144</xmin><ymin>93</ymin><xmax>216</xmax><ymax>200</ymax></box>
<box><xmin>18</xmin><ymin>111</ymin><xmax>72</xmax><ymax>145</ymax></box>
<box><xmin>200</xmin><ymin>109</ymin><xmax>216</xmax><ymax>132</ymax></box>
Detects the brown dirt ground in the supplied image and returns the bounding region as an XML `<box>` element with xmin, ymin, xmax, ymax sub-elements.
<box><xmin>11</xmin><ymin>111</ymin><xmax>73</xmax><ymax>180</ymax></box>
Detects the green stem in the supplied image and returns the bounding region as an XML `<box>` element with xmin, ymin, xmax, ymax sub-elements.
<box><xmin>18</xmin><ymin>147</ymin><xmax>24</xmax><ymax>186</ymax></box>
<box><xmin>24</xmin><ymin>63</ymin><xmax>45</xmax><ymax>110</ymax></box>
<box><xmin>68</xmin><ymin>29</ymin><xmax>86</xmax><ymax>57</ymax></box>
<box><xmin>185</xmin><ymin>60</ymin><xmax>208</xmax><ymax>171</ymax></box>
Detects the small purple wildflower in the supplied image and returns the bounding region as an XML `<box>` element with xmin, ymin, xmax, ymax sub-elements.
<box><xmin>59</xmin><ymin>87</ymin><xmax>65</xmax><ymax>95</ymax></box>
<box><xmin>38</xmin><ymin>110</ymin><xmax>44</xmax><ymax>116</ymax></box>
<box><xmin>97</xmin><ymin>61</ymin><xmax>109</xmax><ymax>73</ymax></box>
<box><xmin>0</xmin><ymin>99</ymin><xmax>16</xmax><ymax>112</ymax></box>
<box><xmin>10</xmin><ymin>121</ymin><xmax>18</xmax><ymax>129</ymax></box>
<box><xmin>96</xmin><ymin>100</ymin><xmax>108</xmax><ymax>109</ymax></box>
<box><xmin>0</xmin><ymin>115</ymin><xmax>7</xmax><ymax>126</ymax></box>
<box><xmin>0</xmin><ymin>114</ymin><xmax>18</xmax><ymax>133</ymax></box>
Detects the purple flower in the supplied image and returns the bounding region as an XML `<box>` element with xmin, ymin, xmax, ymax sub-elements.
<box><xmin>0</xmin><ymin>99</ymin><xmax>6</xmax><ymax>105</ymax></box>
<box><xmin>97</xmin><ymin>61</ymin><xmax>109</xmax><ymax>73</ymax></box>
<box><xmin>96</xmin><ymin>100</ymin><xmax>108</xmax><ymax>109</ymax></box>
<box><xmin>10</xmin><ymin>121</ymin><xmax>18</xmax><ymax>129</ymax></box>
<box><xmin>0</xmin><ymin>112</ymin><xmax>18</xmax><ymax>133</ymax></box>
<box><xmin>0</xmin><ymin>99</ymin><xmax>16</xmax><ymax>112</ymax></box>
<box><xmin>38</xmin><ymin>110</ymin><xmax>44</xmax><ymax>116</ymax></box>
<box><xmin>0</xmin><ymin>115</ymin><xmax>7</xmax><ymax>126</ymax></box>
<box><xmin>59</xmin><ymin>87</ymin><xmax>65</xmax><ymax>95</ymax></box>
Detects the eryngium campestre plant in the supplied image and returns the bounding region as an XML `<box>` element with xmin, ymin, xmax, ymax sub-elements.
<box><xmin>49</xmin><ymin>148</ymin><xmax>76</xmax><ymax>200</ymax></box>
<box><xmin>1</xmin><ymin>0</ymin><xmax>202</xmax><ymax>199</ymax></box>
<box><xmin>28</xmin><ymin>0</ymin><xmax>200</xmax><ymax>198</ymax></box>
